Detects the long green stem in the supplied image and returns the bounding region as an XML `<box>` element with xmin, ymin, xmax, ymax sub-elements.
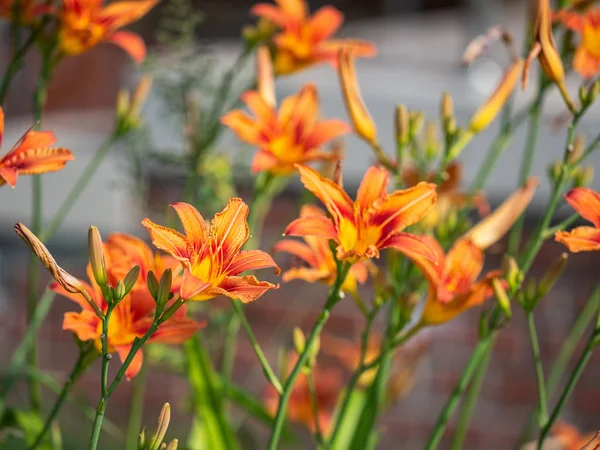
<box><xmin>307</xmin><ymin>372</ymin><xmax>327</xmax><ymax>449</ymax></box>
<box><xmin>527</xmin><ymin>312</ymin><xmax>548</xmax><ymax>427</ymax></box>
<box><xmin>40</xmin><ymin>134</ymin><xmax>119</xmax><ymax>242</ymax></box>
<box><xmin>125</xmin><ymin>363</ymin><xmax>148</xmax><ymax>450</ymax></box>
<box><xmin>221</xmin><ymin>313</ymin><xmax>240</xmax><ymax>381</ymax></box>
<box><xmin>508</xmin><ymin>98</ymin><xmax>543</xmax><ymax>255</ymax></box>
<box><xmin>450</xmin><ymin>338</ymin><xmax>494</xmax><ymax>450</ymax></box>
<box><xmin>230</xmin><ymin>299</ymin><xmax>283</xmax><ymax>394</ymax></box>
<box><xmin>29</xmin><ymin>345</ymin><xmax>93</xmax><ymax>450</ymax></box>
<box><xmin>267</xmin><ymin>263</ymin><xmax>350</xmax><ymax>450</ymax></box>
<box><xmin>424</xmin><ymin>337</ymin><xmax>492</xmax><ymax>450</ymax></box>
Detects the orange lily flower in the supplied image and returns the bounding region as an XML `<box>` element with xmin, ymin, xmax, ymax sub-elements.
<box><xmin>284</xmin><ymin>164</ymin><xmax>438</xmax><ymax>263</ymax></box>
<box><xmin>222</xmin><ymin>83</ymin><xmax>350</xmax><ymax>175</ymax></box>
<box><xmin>142</xmin><ymin>199</ymin><xmax>280</xmax><ymax>302</ymax></box>
<box><xmin>555</xmin><ymin>187</ymin><xmax>600</xmax><ymax>252</ymax></box>
<box><xmin>250</xmin><ymin>0</ymin><xmax>375</xmax><ymax>74</ymax></box>
<box><xmin>274</xmin><ymin>205</ymin><xmax>370</xmax><ymax>293</ymax></box>
<box><xmin>0</xmin><ymin>107</ymin><xmax>73</xmax><ymax>188</ymax></box>
<box><xmin>402</xmin><ymin>163</ymin><xmax>490</xmax><ymax>230</ymax></box>
<box><xmin>552</xmin><ymin>421</ymin><xmax>597</xmax><ymax>450</ymax></box>
<box><xmin>58</xmin><ymin>0</ymin><xmax>158</xmax><ymax>63</ymax></box>
<box><xmin>555</xmin><ymin>8</ymin><xmax>600</xmax><ymax>78</ymax></box>
<box><xmin>263</xmin><ymin>352</ymin><xmax>342</xmax><ymax>434</ymax></box>
<box><xmin>52</xmin><ymin>233</ymin><xmax>202</xmax><ymax>379</ymax></box>
<box><xmin>412</xmin><ymin>178</ymin><xmax>538</xmax><ymax>325</ymax></box>
<box><xmin>0</xmin><ymin>0</ymin><xmax>48</xmax><ymax>23</ymax></box>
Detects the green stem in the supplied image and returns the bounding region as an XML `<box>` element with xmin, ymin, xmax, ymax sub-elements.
<box><xmin>542</xmin><ymin>213</ymin><xmax>579</xmax><ymax>240</ymax></box>
<box><xmin>39</xmin><ymin>134</ymin><xmax>119</xmax><ymax>242</ymax></box>
<box><xmin>267</xmin><ymin>263</ymin><xmax>350</xmax><ymax>450</ymax></box>
<box><xmin>307</xmin><ymin>371</ymin><xmax>327</xmax><ymax>449</ymax></box>
<box><xmin>424</xmin><ymin>337</ymin><xmax>492</xmax><ymax>450</ymax></box>
<box><xmin>450</xmin><ymin>338</ymin><xmax>494</xmax><ymax>450</ymax></box>
<box><xmin>230</xmin><ymin>299</ymin><xmax>283</xmax><ymax>394</ymax></box>
<box><xmin>527</xmin><ymin>312</ymin><xmax>548</xmax><ymax>427</ymax></box>
<box><xmin>29</xmin><ymin>345</ymin><xmax>93</xmax><ymax>450</ymax></box>
<box><xmin>508</xmin><ymin>98</ymin><xmax>543</xmax><ymax>255</ymax></box>
<box><xmin>125</xmin><ymin>362</ymin><xmax>148</xmax><ymax>450</ymax></box>
<box><xmin>221</xmin><ymin>312</ymin><xmax>240</xmax><ymax>381</ymax></box>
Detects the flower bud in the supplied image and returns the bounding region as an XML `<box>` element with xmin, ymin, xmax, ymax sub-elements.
<box><xmin>469</xmin><ymin>59</ymin><xmax>523</xmax><ymax>133</ymax></box>
<box><xmin>149</xmin><ymin>403</ymin><xmax>171</xmax><ymax>450</ymax></box>
<box><xmin>123</xmin><ymin>265</ymin><xmax>141</xmax><ymax>296</ymax></box>
<box><xmin>395</xmin><ymin>105</ymin><xmax>410</xmax><ymax>146</ymax></box>
<box><xmin>537</xmin><ymin>253</ymin><xmax>568</xmax><ymax>299</ymax></box>
<box><xmin>88</xmin><ymin>226</ymin><xmax>108</xmax><ymax>288</ymax></box>
<box><xmin>501</xmin><ymin>255</ymin><xmax>523</xmax><ymax>291</ymax></box>
<box><xmin>492</xmin><ymin>278</ymin><xmax>511</xmax><ymax>319</ymax></box>
<box><xmin>409</xmin><ymin>111</ymin><xmax>425</xmax><ymax>140</ymax></box>
<box><xmin>424</xmin><ymin>121</ymin><xmax>439</xmax><ymax>159</ymax></box>
<box><xmin>114</xmin><ymin>280</ymin><xmax>126</xmax><ymax>301</ymax></box>
<box><xmin>138</xmin><ymin>426</ymin><xmax>147</xmax><ymax>449</ymax></box>
<box><xmin>441</xmin><ymin>92</ymin><xmax>455</xmax><ymax>134</ymax></box>
<box><xmin>548</xmin><ymin>161</ymin><xmax>564</xmax><ymax>183</ymax></box>
<box><xmin>147</xmin><ymin>270</ymin><xmax>159</xmax><ymax>300</ymax></box>
<box><xmin>293</xmin><ymin>327</ymin><xmax>306</xmax><ymax>354</ymax></box>
<box><xmin>157</xmin><ymin>269</ymin><xmax>172</xmax><ymax>307</ymax></box>
<box><xmin>165</xmin><ymin>440</ymin><xmax>178</xmax><ymax>450</ymax></box>
<box><xmin>15</xmin><ymin>223</ymin><xmax>85</xmax><ymax>294</ymax></box>
<box><xmin>338</xmin><ymin>48</ymin><xmax>378</xmax><ymax>146</ymax></box>
<box><xmin>568</xmin><ymin>135</ymin><xmax>585</xmax><ymax>165</ymax></box>
<box><xmin>572</xmin><ymin>166</ymin><xmax>594</xmax><ymax>187</ymax></box>
<box><xmin>130</xmin><ymin>76</ymin><xmax>152</xmax><ymax>119</ymax></box>
<box><xmin>257</xmin><ymin>46</ymin><xmax>275</xmax><ymax>108</ymax></box>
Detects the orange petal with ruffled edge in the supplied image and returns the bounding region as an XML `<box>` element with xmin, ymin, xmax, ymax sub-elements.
<box><xmin>379</xmin><ymin>232</ymin><xmax>439</xmax><ymax>265</ymax></box>
<box><xmin>142</xmin><ymin>217</ymin><xmax>192</xmax><ymax>262</ymax></box>
<box><xmin>16</xmin><ymin>130</ymin><xmax>56</xmax><ymax>150</ymax></box>
<box><xmin>210</xmin><ymin>198</ymin><xmax>250</xmax><ymax>263</ymax></box>
<box><xmin>211</xmin><ymin>275</ymin><xmax>278</xmax><ymax>303</ymax></box>
<box><xmin>171</xmin><ymin>202</ymin><xmax>208</xmax><ymax>253</ymax></box>
<box><xmin>465</xmin><ymin>177</ymin><xmax>538</xmax><ymax>250</ymax></box>
<box><xmin>296</xmin><ymin>164</ymin><xmax>354</xmax><ymax>221</ymax></box>
<box><xmin>555</xmin><ymin>226</ymin><xmax>600</xmax><ymax>252</ymax></box>
<box><xmin>227</xmin><ymin>249</ymin><xmax>280</xmax><ymax>276</ymax></box>
<box><xmin>273</xmin><ymin>239</ymin><xmax>320</xmax><ymax>267</ymax></box>
<box><xmin>304</xmin><ymin>119</ymin><xmax>350</xmax><ymax>149</ymax></box>
<box><xmin>181</xmin><ymin>269</ymin><xmax>211</xmax><ymax>300</ymax></box>
<box><xmin>564</xmin><ymin>187</ymin><xmax>600</xmax><ymax>227</ymax></box>
<box><xmin>308</xmin><ymin>5</ymin><xmax>343</xmax><ymax>42</ymax></box>
<box><xmin>374</xmin><ymin>181</ymin><xmax>437</xmax><ymax>240</ymax></box>
<box><xmin>116</xmin><ymin>345</ymin><xmax>144</xmax><ymax>380</ymax></box>
<box><xmin>281</xmin><ymin>266</ymin><xmax>330</xmax><ymax>283</ymax></box>
<box><xmin>356</xmin><ymin>166</ymin><xmax>389</xmax><ymax>211</ymax></box>
<box><xmin>439</xmin><ymin>239</ymin><xmax>484</xmax><ymax>303</ymax></box>
<box><xmin>104</xmin><ymin>233</ymin><xmax>155</xmax><ymax>282</ymax></box>
<box><xmin>221</xmin><ymin>110</ymin><xmax>263</xmax><ymax>146</ymax></box>
<box><xmin>63</xmin><ymin>310</ymin><xmax>100</xmax><ymax>341</ymax></box>
<box><xmin>573</xmin><ymin>47</ymin><xmax>600</xmax><ymax>79</ymax></box>
<box><xmin>284</xmin><ymin>215</ymin><xmax>338</xmax><ymax>241</ymax></box>
<box><xmin>107</xmin><ymin>30</ymin><xmax>146</xmax><ymax>63</ymax></box>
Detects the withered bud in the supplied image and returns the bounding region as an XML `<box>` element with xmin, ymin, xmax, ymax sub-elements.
<box><xmin>88</xmin><ymin>226</ymin><xmax>108</xmax><ymax>288</ymax></box>
<box><xmin>395</xmin><ymin>104</ymin><xmax>410</xmax><ymax>146</ymax></box>
<box><xmin>15</xmin><ymin>223</ymin><xmax>85</xmax><ymax>294</ymax></box>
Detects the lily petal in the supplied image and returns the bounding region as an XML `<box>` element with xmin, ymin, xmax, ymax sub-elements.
<box><xmin>356</xmin><ymin>166</ymin><xmax>389</xmax><ymax>211</ymax></box>
<box><xmin>212</xmin><ymin>275</ymin><xmax>279</xmax><ymax>303</ymax></box>
<box><xmin>142</xmin><ymin>218</ymin><xmax>191</xmax><ymax>262</ymax></box>
<box><xmin>63</xmin><ymin>310</ymin><xmax>100</xmax><ymax>341</ymax></box>
<box><xmin>210</xmin><ymin>198</ymin><xmax>250</xmax><ymax>263</ymax></box>
<box><xmin>51</xmin><ymin>280</ymin><xmax>101</xmax><ymax>312</ymax></box>
<box><xmin>284</xmin><ymin>215</ymin><xmax>338</xmax><ymax>242</ymax></box>
<box><xmin>282</xmin><ymin>267</ymin><xmax>330</xmax><ymax>283</ymax></box>
<box><xmin>99</xmin><ymin>0</ymin><xmax>158</xmax><ymax>30</ymax></box>
<box><xmin>273</xmin><ymin>239</ymin><xmax>320</xmax><ymax>267</ymax></box>
<box><xmin>107</xmin><ymin>30</ymin><xmax>146</xmax><ymax>63</ymax></box>
<box><xmin>146</xmin><ymin>316</ymin><xmax>204</xmax><ymax>343</ymax></box>
<box><xmin>379</xmin><ymin>232</ymin><xmax>439</xmax><ymax>264</ymax></box>
<box><xmin>171</xmin><ymin>202</ymin><xmax>209</xmax><ymax>253</ymax></box>
<box><xmin>555</xmin><ymin>226</ymin><xmax>600</xmax><ymax>252</ymax></box>
<box><xmin>309</xmin><ymin>6</ymin><xmax>343</xmax><ymax>42</ymax></box>
<box><xmin>250</xmin><ymin>3</ymin><xmax>288</xmax><ymax>27</ymax></box>
<box><xmin>227</xmin><ymin>250</ymin><xmax>280</xmax><ymax>276</ymax></box>
<box><xmin>221</xmin><ymin>110</ymin><xmax>263</xmax><ymax>146</ymax></box>
<box><xmin>304</xmin><ymin>119</ymin><xmax>350</xmax><ymax>150</ymax></box>
<box><xmin>180</xmin><ymin>269</ymin><xmax>211</xmax><ymax>300</ymax></box>
<box><xmin>242</xmin><ymin>91</ymin><xmax>276</xmax><ymax>124</ymax></box>
<box><xmin>440</xmin><ymin>239</ymin><xmax>484</xmax><ymax>302</ymax></box>
<box><xmin>564</xmin><ymin>187</ymin><xmax>600</xmax><ymax>228</ymax></box>
<box><xmin>116</xmin><ymin>345</ymin><xmax>144</xmax><ymax>380</ymax></box>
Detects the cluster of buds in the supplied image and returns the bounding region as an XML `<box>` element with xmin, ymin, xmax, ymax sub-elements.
<box><xmin>138</xmin><ymin>403</ymin><xmax>178</xmax><ymax>450</ymax></box>
<box><xmin>115</xmin><ymin>77</ymin><xmax>153</xmax><ymax>136</ymax></box>
<box><xmin>547</xmin><ymin>135</ymin><xmax>595</xmax><ymax>187</ymax></box>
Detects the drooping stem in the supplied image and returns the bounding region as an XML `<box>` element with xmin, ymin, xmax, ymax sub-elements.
<box><xmin>424</xmin><ymin>336</ymin><xmax>492</xmax><ymax>450</ymax></box>
<box><xmin>29</xmin><ymin>345</ymin><xmax>94</xmax><ymax>450</ymax></box>
<box><xmin>267</xmin><ymin>263</ymin><xmax>350</xmax><ymax>450</ymax></box>
<box><xmin>40</xmin><ymin>134</ymin><xmax>120</xmax><ymax>242</ymax></box>
<box><xmin>527</xmin><ymin>312</ymin><xmax>548</xmax><ymax>427</ymax></box>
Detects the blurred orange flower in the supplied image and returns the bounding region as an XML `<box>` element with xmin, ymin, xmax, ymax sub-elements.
<box><xmin>552</xmin><ymin>421</ymin><xmax>596</xmax><ymax>450</ymax></box>
<box><xmin>555</xmin><ymin>8</ymin><xmax>600</xmax><ymax>78</ymax></box>
<box><xmin>274</xmin><ymin>204</ymin><xmax>370</xmax><ymax>293</ymax></box>
<box><xmin>284</xmin><ymin>164</ymin><xmax>437</xmax><ymax>263</ymax></box>
<box><xmin>413</xmin><ymin>178</ymin><xmax>538</xmax><ymax>325</ymax></box>
<box><xmin>250</xmin><ymin>0</ymin><xmax>375</xmax><ymax>74</ymax></box>
<box><xmin>555</xmin><ymin>187</ymin><xmax>600</xmax><ymax>252</ymax></box>
<box><xmin>263</xmin><ymin>352</ymin><xmax>342</xmax><ymax>434</ymax></box>
<box><xmin>0</xmin><ymin>0</ymin><xmax>48</xmax><ymax>23</ymax></box>
<box><xmin>222</xmin><ymin>84</ymin><xmax>350</xmax><ymax>175</ymax></box>
<box><xmin>58</xmin><ymin>0</ymin><xmax>158</xmax><ymax>63</ymax></box>
<box><xmin>143</xmin><ymin>199</ymin><xmax>280</xmax><ymax>302</ymax></box>
<box><xmin>52</xmin><ymin>233</ymin><xmax>202</xmax><ymax>379</ymax></box>
<box><xmin>0</xmin><ymin>107</ymin><xmax>73</xmax><ymax>188</ymax></box>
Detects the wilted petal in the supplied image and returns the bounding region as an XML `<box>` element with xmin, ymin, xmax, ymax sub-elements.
<box><xmin>564</xmin><ymin>187</ymin><xmax>600</xmax><ymax>228</ymax></box>
<box><xmin>555</xmin><ymin>226</ymin><xmax>600</xmax><ymax>252</ymax></box>
<box><xmin>213</xmin><ymin>275</ymin><xmax>278</xmax><ymax>303</ymax></box>
<box><xmin>227</xmin><ymin>250</ymin><xmax>280</xmax><ymax>276</ymax></box>
<box><xmin>465</xmin><ymin>177</ymin><xmax>538</xmax><ymax>250</ymax></box>
<box><xmin>142</xmin><ymin>218</ymin><xmax>191</xmax><ymax>262</ymax></box>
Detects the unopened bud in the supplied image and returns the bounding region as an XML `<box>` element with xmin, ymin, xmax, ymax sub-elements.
<box><xmin>114</xmin><ymin>280</ymin><xmax>126</xmax><ymax>301</ymax></box>
<box><xmin>116</xmin><ymin>90</ymin><xmax>130</xmax><ymax>119</ymax></box>
<box><xmin>157</xmin><ymin>269</ymin><xmax>173</xmax><ymax>307</ymax></box>
<box><xmin>572</xmin><ymin>166</ymin><xmax>594</xmax><ymax>187</ymax></box>
<box><xmin>548</xmin><ymin>161</ymin><xmax>564</xmax><ymax>183</ymax></box>
<box><xmin>147</xmin><ymin>271</ymin><xmax>159</xmax><ymax>301</ymax></box>
<box><xmin>424</xmin><ymin>121</ymin><xmax>439</xmax><ymax>159</ymax></box>
<box><xmin>138</xmin><ymin>426</ymin><xmax>147</xmax><ymax>449</ymax></box>
<box><xmin>492</xmin><ymin>278</ymin><xmax>511</xmax><ymax>319</ymax></box>
<box><xmin>568</xmin><ymin>135</ymin><xmax>585</xmax><ymax>164</ymax></box>
<box><xmin>88</xmin><ymin>226</ymin><xmax>108</xmax><ymax>288</ymax></box>
<box><xmin>149</xmin><ymin>403</ymin><xmax>171</xmax><ymax>450</ymax></box>
<box><xmin>15</xmin><ymin>223</ymin><xmax>85</xmax><ymax>294</ymax></box>
<box><xmin>338</xmin><ymin>48</ymin><xmax>378</xmax><ymax>145</ymax></box>
<box><xmin>409</xmin><ymin>111</ymin><xmax>425</xmax><ymax>140</ymax></box>
<box><xmin>441</xmin><ymin>92</ymin><xmax>455</xmax><ymax>132</ymax></box>
<box><xmin>123</xmin><ymin>265</ymin><xmax>141</xmax><ymax>296</ymax></box>
<box><xmin>537</xmin><ymin>253</ymin><xmax>568</xmax><ymax>298</ymax></box>
<box><xmin>395</xmin><ymin>105</ymin><xmax>410</xmax><ymax>146</ymax></box>
<box><xmin>165</xmin><ymin>440</ymin><xmax>178</xmax><ymax>450</ymax></box>
<box><xmin>292</xmin><ymin>327</ymin><xmax>306</xmax><ymax>354</ymax></box>
<box><xmin>501</xmin><ymin>255</ymin><xmax>523</xmax><ymax>291</ymax></box>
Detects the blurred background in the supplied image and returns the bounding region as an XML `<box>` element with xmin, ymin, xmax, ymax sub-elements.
<box><xmin>1</xmin><ymin>0</ymin><xmax>600</xmax><ymax>448</ymax></box>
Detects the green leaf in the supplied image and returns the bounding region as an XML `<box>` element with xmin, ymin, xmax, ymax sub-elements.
<box><xmin>184</xmin><ymin>336</ymin><xmax>239</xmax><ymax>450</ymax></box>
<box><xmin>330</xmin><ymin>390</ymin><xmax>368</xmax><ymax>450</ymax></box>
<box><xmin>15</xmin><ymin>410</ymin><xmax>51</xmax><ymax>449</ymax></box>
